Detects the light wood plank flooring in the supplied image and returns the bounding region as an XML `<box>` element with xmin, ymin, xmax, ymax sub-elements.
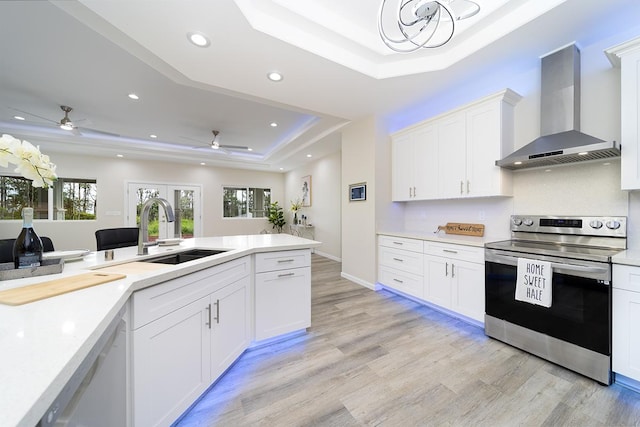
<box><xmin>176</xmin><ymin>255</ymin><xmax>640</xmax><ymax>426</ymax></box>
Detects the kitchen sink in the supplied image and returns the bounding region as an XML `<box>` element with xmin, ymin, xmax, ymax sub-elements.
<box><xmin>144</xmin><ymin>249</ymin><xmax>228</xmax><ymax>265</ymax></box>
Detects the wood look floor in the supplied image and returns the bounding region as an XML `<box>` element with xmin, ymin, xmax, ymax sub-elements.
<box><xmin>175</xmin><ymin>255</ymin><xmax>640</xmax><ymax>426</ymax></box>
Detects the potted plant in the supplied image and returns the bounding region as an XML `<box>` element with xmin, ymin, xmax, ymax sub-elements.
<box><xmin>267</xmin><ymin>201</ymin><xmax>286</xmax><ymax>233</ymax></box>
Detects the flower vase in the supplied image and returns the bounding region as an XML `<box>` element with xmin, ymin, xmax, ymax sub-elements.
<box><xmin>294</xmin><ymin>212</ymin><xmax>298</xmax><ymax>225</ymax></box>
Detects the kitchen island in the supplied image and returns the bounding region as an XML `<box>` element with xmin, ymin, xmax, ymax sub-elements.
<box><xmin>0</xmin><ymin>234</ymin><xmax>321</xmax><ymax>427</ymax></box>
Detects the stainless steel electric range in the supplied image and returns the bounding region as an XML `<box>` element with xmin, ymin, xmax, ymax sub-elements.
<box><xmin>484</xmin><ymin>215</ymin><xmax>627</xmax><ymax>384</ymax></box>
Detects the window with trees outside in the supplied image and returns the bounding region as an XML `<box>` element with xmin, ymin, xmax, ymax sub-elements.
<box><xmin>223</xmin><ymin>187</ymin><xmax>271</xmax><ymax>218</ymax></box>
<box><xmin>0</xmin><ymin>175</ymin><xmax>97</xmax><ymax>220</ymax></box>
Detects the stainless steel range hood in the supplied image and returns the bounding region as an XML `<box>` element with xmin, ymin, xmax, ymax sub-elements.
<box><xmin>496</xmin><ymin>44</ymin><xmax>620</xmax><ymax>170</ymax></box>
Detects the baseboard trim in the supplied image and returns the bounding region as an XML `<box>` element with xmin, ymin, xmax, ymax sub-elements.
<box><xmin>340</xmin><ymin>272</ymin><xmax>379</xmax><ymax>290</ymax></box>
<box><xmin>313</xmin><ymin>250</ymin><xmax>341</xmax><ymax>262</ymax></box>
<box><xmin>615</xmin><ymin>373</ymin><xmax>640</xmax><ymax>393</ymax></box>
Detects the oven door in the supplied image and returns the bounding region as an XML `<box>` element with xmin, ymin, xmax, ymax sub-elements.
<box><xmin>485</xmin><ymin>248</ymin><xmax>611</xmax><ymax>355</ymax></box>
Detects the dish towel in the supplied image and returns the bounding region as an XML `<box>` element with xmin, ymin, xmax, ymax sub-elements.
<box><xmin>515</xmin><ymin>258</ymin><xmax>552</xmax><ymax>308</ymax></box>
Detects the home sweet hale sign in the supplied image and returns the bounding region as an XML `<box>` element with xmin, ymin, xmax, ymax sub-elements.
<box><xmin>436</xmin><ymin>222</ymin><xmax>485</xmax><ymax>237</ymax></box>
<box><xmin>515</xmin><ymin>258</ymin><xmax>552</xmax><ymax>308</ymax></box>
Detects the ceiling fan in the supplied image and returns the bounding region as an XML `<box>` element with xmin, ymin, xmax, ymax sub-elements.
<box><xmin>190</xmin><ymin>130</ymin><xmax>250</xmax><ymax>152</ymax></box>
<box><xmin>9</xmin><ymin>105</ymin><xmax>119</xmax><ymax>137</ymax></box>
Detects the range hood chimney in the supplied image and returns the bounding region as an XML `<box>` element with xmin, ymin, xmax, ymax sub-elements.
<box><xmin>496</xmin><ymin>44</ymin><xmax>620</xmax><ymax>170</ymax></box>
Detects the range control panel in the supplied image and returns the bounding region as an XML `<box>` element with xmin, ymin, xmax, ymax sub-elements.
<box><xmin>510</xmin><ymin>215</ymin><xmax>627</xmax><ymax>237</ymax></box>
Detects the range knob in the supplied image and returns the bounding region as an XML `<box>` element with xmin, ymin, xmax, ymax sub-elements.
<box><xmin>589</xmin><ymin>220</ymin><xmax>603</xmax><ymax>229</ymax></box>
<box><xmin>512</xmin><ymin>218</ymin><xmax>523</xmax><ymax>226</ymax></box>
<box><xmin>523</xmin><ymin>219</ymin><xmax>534</xmax><ymax>226</ymax></box>
<box><xmin>606</xmin><ymin>220</ymin><xmax>621</xmax><ymax>230</ymax></box>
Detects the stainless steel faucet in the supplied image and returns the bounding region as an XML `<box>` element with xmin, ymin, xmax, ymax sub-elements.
<box><xmin>138</xmin><ymin>197</ymin><xmax>175</xmax><ymax>255</ymax></box>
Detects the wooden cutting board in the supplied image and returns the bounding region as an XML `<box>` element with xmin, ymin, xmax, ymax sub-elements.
<box><xmin>0</xmin><ymin>272</ymin><xmax>126</xmax><ymax>306</ymax></box>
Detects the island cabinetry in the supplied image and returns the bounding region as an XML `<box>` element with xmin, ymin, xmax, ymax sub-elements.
<box><xmin>377</xmin><ymin>235</ymin><xmax>424</xmax><ymax>299</ymax></box>
<box><xmin>612</xmin><ymin>264</ymin><xmax>640</xmax><ymax>382</ymax></box>
<box><xmin>131</xmin><ymin>257</ymin><xmax>251</xmax><ymax>427</ymax></box>
<box><xmin>606</xmin><ymin>37</ymin><xmax>640</xmax><ymax>190</ymax></box>
<box><xmin>390</xmin><ymin>89</ymin><xmax>520</xmax><ymax>201</ymax></box>
<box><xmin>255</xmin><ymin>249</ymin><xmax>311</xmax><ymax>341</ymax></box>
<box><xmin>423</xmin><ymin>242</ymin><xmax>485</xmax><ymax>323</ymax></box>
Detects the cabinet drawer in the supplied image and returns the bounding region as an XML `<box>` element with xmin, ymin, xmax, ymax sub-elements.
<box><xmin>424</xmin><ymin>242</ymin><xmax>484</xmax><ymax>263</ymax></box>
<box><xmin>132</xmin><ymin>256</ymin><xmax>250</xmax><ymax>329</ymax></box>
<box><xmin>378</xmin><ymin>246</ymin><xmax>423</xmax><ymax>275</ymax></box>
<box><xmin>378</xmin><ymin>235</ymin><xmax>423</xmax><ymax>253</ymax></box>
<box><xmin>255</xmin><ymin>249</ymin><xmax>310</xmax><ymax>273</ymax></box>
<box><xmin>614</xmin><ymin>264</ymin><xmax>640</xmax><ymax>293</ymax></box>
<box><xmin>378</xmin><ymin>266</ymin><xmax>424</xmax><ymax>299</ymax></box>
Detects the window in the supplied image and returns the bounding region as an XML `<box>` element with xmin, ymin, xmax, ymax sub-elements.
<box><xmin>223</xmin><ymin>187</ymin><xmax>271</xmax><ymax>218</ymax></box>
<box><xmin>0</xmin><ymin>175</ymin><xmax>97</xmax><ymax>220</ymax></box>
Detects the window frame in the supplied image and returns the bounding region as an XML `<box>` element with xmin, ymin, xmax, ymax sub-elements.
<box><xmin>222</xmin><ymin>186</ymin><xmax>271</xmax><ymax>219</ymax></box>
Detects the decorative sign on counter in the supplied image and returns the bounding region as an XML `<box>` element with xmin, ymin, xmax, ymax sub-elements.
<box><xmin>436</xmin><ymin>222</ymin><xmax>485</xmax><ymax>237</ymax></box>
<box><xmin>515</xmin><ymin>258</ymin><xmax>552</xmax><ymax>308</ymax></box>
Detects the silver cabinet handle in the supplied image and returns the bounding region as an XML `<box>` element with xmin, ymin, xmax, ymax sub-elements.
<box><xmin>413</xmin><ymin>186</ymin><xmax>416</xmax><ymax>197</ymax></box>
<box><xmin>451</xmin><ymin>264</ymin><xmax>455</xmax><ymax>278</ymax></box>
<box><xmin>467</xmin><ymin>180</ymin><xmax>470</xmax><ymax>194</ymax></box>
<box><xmin>392</xmin><ymin>257</ymin><xmax>404</xmax><ymax>262</ymax></box>
<box><xmin>409</xmin><ymin>187</ymin><xmax>412</xmax><ymax>198</ymax></box>
<box><xmin>393</xmin><ymin>278</ymin><xmax>404</xmax><ymax>284</ymax></box>
<box><xmin>278</xmin><ymin>272</ymin><xmax>295</xmax><ymax>278</ymax></box>
<box><xmin>392</xmin><ymin>241</ymin><xmax>404</xmax><ymax>245</ymax></box>
<box><xmin>205</xmin><ymin>303</ymin><xmax>211</xmax><ymax>329</ymax></box>
<box><xmin>277</xmin><ymin>259</ymin><xmax>295</xmax><ymax>263</ymax></box>
<box><xmin>460</xmin><ymin>181</ymin><xmax>463</xmax><ymax>194</ymax></box>
<box><xmin>214</xmin><ymin>299</ymin><xmax>220</xmax><ymax>324</ymax></box>
<box><xmin>445</xmin><ymin>262</ymin><xmax>448</xmax><ymax>276</ymax></box>
<box><xmin>443</xmin><ymin>249</ymin><xmax>458</xmax><ymax>254</ymax></box>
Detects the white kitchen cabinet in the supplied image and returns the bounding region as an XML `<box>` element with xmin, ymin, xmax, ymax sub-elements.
<box><xmin>131</xmin><ymin>257</ymin><xmax>251</xmax><ymax>427</ymax></box>
<box><xmin>255</xmin><ymin>249</ymin><xmax>311</xmax><ymax>341</ymax></box>
<box><xmin>424</xmin><ymin>242</ymin><xmax>485</xmax><ymax>323</ymax></box>
<box><xmin>133</xmin><ymin>295</ymin><xmax>211</xmax><ymax>427</ymax></box>
<box><xmin>392</xmin><ymin>123</ymin><xmax>437</xmax><ymax>201</ymax></box>
<box><xmin>612</xmin><ymin>264</ymin><xmax>640</xmax><ymax>382</ymax></box>
<box><xmin>390</xmin><ymin>89</ymin><xmax>520</xmax><ymax>201</ymax></box>
<box><xmin>606</xmin><ymin>37</ymin><xmax>640</xmax><ymax>190</ymax></box>
<box><xmin>377</xmin><ymin>235</ymin><xmax>425</xmax><ymax>299</ymax></box>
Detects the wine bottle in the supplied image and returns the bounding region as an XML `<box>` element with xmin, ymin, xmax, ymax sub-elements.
<box><xmin>13</xmin><ymin>207</ymin><xmax>43</xmax><ymax>269</ymax></box>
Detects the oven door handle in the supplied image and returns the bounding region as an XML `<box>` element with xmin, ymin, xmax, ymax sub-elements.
<box><xmin>486</xmin><ymin>252</ymin><xmax>610</xmax><ymax>276</ymax></box>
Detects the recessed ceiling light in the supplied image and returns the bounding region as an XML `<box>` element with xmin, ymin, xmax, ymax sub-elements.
<box><xmin>306</xmin><ymin>154</ymin><xmax>312</xmax><ymax>158</ymax></box>
<box><xmin>603</xmin><ymin>162</ymin><xmax>611</xmax><ymax>166</ymax></box>
<box><xmin>149</xmin><ymin>134</ymin><xmax>157</xmax><ymax>138</ymax></box>
<box><xmin>187</xmin><ymin>32</ymin><xmax>210</xmax><ymax>47</ymax></box>
<box><xmin>270</xmin><ymin>122</ymin><xmax>278</xmax><ymax>127</ymax></box>
<box><xmin>13</xmin><ymin>116</ymin><xmax>25</xmax><ymax>121</ymax></box>
<box><xmin>279</xmin><ymin>167</ymin><xmax>284</xmax><ymax>171</ymax></box>
<box><xmin>578</xmin><ymin>152</ymin><xmax>589</xmax><ymax>156</ymax></box>
<box><xmin>200</xmin><ymin>162</ymin><xmax>206</xmax><ymax>166</ymax></box>
<box><xmin>117</xmin><ymin>154</ymin><xmax>124</xmax><ymax>158</ymax></box>
<box><xmin>267</xmin><ymin>71</ymin><xmax>283</xmax><ymax>82</ymax></box>
<box><xmin>544</xmin><ymin>169</ymin><xmax>552</xmax><ymax>173</ymax></box>
<box><xmin>514</xmin><ymin>161</ymin><xmax>522</xmax><ymax>165</ymax></box>
<box><xmin>248</xmin><ymin>148</ymin><xmax>253</xmax><ymax>151</ymax></box>
<box><xmin>128</xmin><ymin>93</ymin><xmax>139</xmax><ymax>100</ymax></box>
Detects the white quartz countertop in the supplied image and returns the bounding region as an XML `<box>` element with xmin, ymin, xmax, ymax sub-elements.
<box><xmin>612</xmin><ymin>249</ymin><xmax>640</xmax><ymax>267</ymax></box>
<box><xmin>0</xmin><ymin>234</ymin><xmax>321</xmax><ymax>427</ymax></box>
<box><xmin>377</xmin><ymin>230</ymin><xmax>507</xmax><ymax>248</ymax></box>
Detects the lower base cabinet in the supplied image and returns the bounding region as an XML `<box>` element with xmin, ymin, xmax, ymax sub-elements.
<box><xmin>131</xmin><ymin>258</ymin><xmax>251</xmax><ymax>427</ymax></box>
<box><xmin>613</xmin><ymin>265</ymin><xmax>640</xmax><ymax>382</ymax></box>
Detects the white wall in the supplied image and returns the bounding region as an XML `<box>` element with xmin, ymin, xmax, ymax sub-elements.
<box><xmin>1</xmin><ymin>153</ymin><xmax>284</xmax><ymax>250</ymax></box>
<box><xmin>285</xmin><ymin>151</ymin><xmax>342</xmax><ymax>260</ymax></box>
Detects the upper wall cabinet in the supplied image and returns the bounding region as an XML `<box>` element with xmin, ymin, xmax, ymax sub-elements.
<box><xmin>391</xmin><ymin>89</ymin><xmax>521</xmax><ymax>201</ymax></box>
<box><xmin>606</xmin><ymin>37</ymin><xmax>640</xmax><ymax>190</ymax></box>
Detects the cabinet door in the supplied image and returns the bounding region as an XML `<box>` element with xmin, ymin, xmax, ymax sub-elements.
<box><xmin>413</xmin><ymin>123</ymin><xmax>439</xmax><ymax>200</ymax></box>
<box><xmin>465</xmin><ymin>101</ymin><xmax>507</xmax><ymax>197</ymax></box>
<box><xmin>392</xmin><ymin>133</ymin><xmax>414</xmax><ymax>201</ymax></box>
<box><xmin>613</xmin><ymin>288</ymin><xmax>640</xmax><ymax>379</ymax></box>
<box><xmin>450</xmin><ymin>260</ymin><xmax>485</xmax><ymax>322</ymax></box>
<box><xmin>255</xmin><ymin>267</ymin><xmax>311</xmax><ymax>340</ymax></box>
<box><xmin>133</xmin><ymin>296</ymin><xmax>211</xmax><ymax>427</ymax></box>
<box><xmin>424</xmin><ymin>255</ymin><xmax>451</xmax><ymax>308</ymax></box>
<box><xmin>620</xmin><ymin>49</ymin><xmax>640</xmax><ymax>189</ymax></box>
<box><xmin>437</xmin><ymin>113</ymin><xmax>466</xmax><ymax>198</ymax></box>
<box><xmin>210</xmin><ymin>277</ymin><xmax>251</xmax><ymax>381</ymax></box>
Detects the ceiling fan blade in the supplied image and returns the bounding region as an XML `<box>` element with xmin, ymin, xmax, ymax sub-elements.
<box><xmin>9</xmin><ymin>107</ymin><xmax>58</xmax><ymax>125</ymax></box>
<box><xmin>219</xmin><ymin>144</ymin><xmax>249</xmax><ymax>150</ymax></box>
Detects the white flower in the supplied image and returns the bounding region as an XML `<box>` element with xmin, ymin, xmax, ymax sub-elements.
<box><xmin>0</xmin><ymin>134</ymin><xmax>57</xmax><ymax>187</ymax></box>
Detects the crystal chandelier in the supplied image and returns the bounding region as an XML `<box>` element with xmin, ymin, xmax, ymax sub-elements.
<box><xmin>378</xmin><ymin>0</ymin><xmax>481</xmax><ymax>52</ymax></box>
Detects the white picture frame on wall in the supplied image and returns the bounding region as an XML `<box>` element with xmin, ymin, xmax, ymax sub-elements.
<box><xmin>301</xmin><ymin>175</ymin><xmax>312</xmax><ymax>207</ymax></box>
